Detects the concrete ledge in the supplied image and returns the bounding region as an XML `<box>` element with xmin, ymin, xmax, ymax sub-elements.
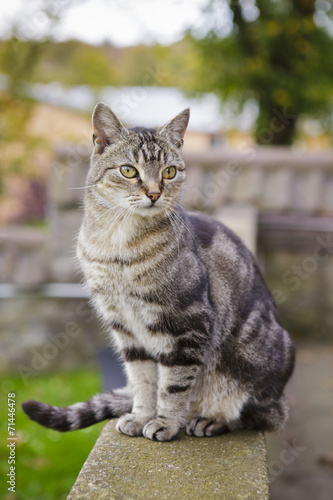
<box><xmin>67</xmin><ymin>421</ymin><xmax>270</xmax><ymax>499</ymax></box>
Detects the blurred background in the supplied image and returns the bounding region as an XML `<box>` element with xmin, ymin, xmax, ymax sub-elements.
<box><xmin>0</xmin><ymin>0</ymin><xmax>333</xmax><ymax>498</ymax></box>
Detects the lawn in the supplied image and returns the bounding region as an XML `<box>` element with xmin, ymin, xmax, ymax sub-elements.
<box><xmin>0</xmin><ymin>369</ymin><xmax>105</xmax><ymax>500</ymax></box>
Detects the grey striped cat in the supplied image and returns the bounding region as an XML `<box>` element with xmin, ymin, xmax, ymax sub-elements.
<box><xmin>22</xmin><ymin>103</ymin><xmax>295</xmax><ymax>441</ymax></box>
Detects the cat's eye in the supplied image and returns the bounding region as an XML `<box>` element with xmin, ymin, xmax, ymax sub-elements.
<box><xmin>120</xmin><ymin>165</ymin><xmax>138</xmax><ymax>178</ymax></box>
<box><xmin>162</xmin><ymin>166</ymin><xmax>176</xmax><ymax>180</ymax></box>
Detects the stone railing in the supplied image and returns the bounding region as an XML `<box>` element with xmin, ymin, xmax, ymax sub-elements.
<box><xmin>0</xmin><ymin>225</ymin><xmax>49</xmax><ymax>286</ymax></box>
<box><xmin>182</xmin><ymin>147</ymin><xmax>333</xmax><ymax>214</ymax></box>
<box><xmin>2</xmin><ymin>146</ymin><xmax>332</xmax><ymax>285</ymax></box>
<box><xmin>67</xmin><ymin>422</ymin><xmax>270</xmax><ymax>499</ymax></box>
<box><xmin>181</xmin><ymin>147</ymin><xmax>333</xmax><ymax>254</ymax></box>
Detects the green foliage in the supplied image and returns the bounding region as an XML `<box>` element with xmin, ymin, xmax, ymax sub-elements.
<box><xmin>0</xmin><ymin>369</ymin><xmax>104</xmax><ymax>500</ymax></box>
<box><xmin>0</xmin><ymin>1</ymin><xmax>78</xmax><ymax>192</ymax></box>
<box><xmin>0</xmin><ymin>37</ymin><xmax>50</xmax><ymax>193</ymax></box>
<box><xmin>0</xmin><ymin>37</ymin><xmax>46</xmax><ymax>145</ymax></box>
<box><xmin>16</xmin><ymin>40</ymin><xmax>116</xmax><ymax>87</ymax></box>
<box><xmin>0</xmin><ymin>38</ymin><xmax>199</xmax><ymax>90</ymax></box>
<box><xmin>0</xmin><ymin>39</ymin><xmax>47</xmax><ymax>92</ymax></box>
<box><xmin>190</xmin><ymin>0</ymin><xmax>333</xmax><ymax>144</ymax></box>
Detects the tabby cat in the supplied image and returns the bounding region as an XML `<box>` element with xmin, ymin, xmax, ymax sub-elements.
<box><xmin>22</xmin><ymin>103</ymin><xmax>295</xmax><ymax>441</ymax></box>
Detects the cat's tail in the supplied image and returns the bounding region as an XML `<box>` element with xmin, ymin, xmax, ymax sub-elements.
<box><xmin>21</xmin><ymin>388</ymin><xmax>133</xmax><ymax>431</ymax></box>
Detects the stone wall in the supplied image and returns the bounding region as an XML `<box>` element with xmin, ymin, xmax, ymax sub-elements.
<box><xmin>48</xmin><ymin>144</ymin><xmax>90</xmax><ymax>283</ymax></box>
<box><xmin>0</xmin><ymin>296</ymin><xmax>107</xmax><ymax>380</ymax></box>
<box><xmin>67</xmin><ymin>423</ymin><xmax>270</xmax><ymax>500</ymax></box>
<box><xmin>262</xmin><ymin>250</ymin><xmax>333</xmax><ymax>340</ymax></box>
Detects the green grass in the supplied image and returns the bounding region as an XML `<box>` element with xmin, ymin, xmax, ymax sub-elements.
<box><xmin>0</xmin><ymin>369</ymin><xmax>105</xmax><ymax>500</ymax></box>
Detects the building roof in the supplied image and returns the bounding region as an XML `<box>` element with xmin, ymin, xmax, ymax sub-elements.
<box><xmin>29</xmin><ymin>83</ymin><xmax>225</xmax><ymax>133</ymax></box>
<box><xmin>99</xmin><ymin>86</ymin><xmax>224</xmax><ymax>133</ymax></box>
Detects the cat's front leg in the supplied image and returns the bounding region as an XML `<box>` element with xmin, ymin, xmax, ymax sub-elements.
<box><xmin>143</xmin><ymin>363</ymin><xmax>200</xmax><ymax>442</ymax></box>
<box><xmin>116</xmin><ymin>357</ymin><xmax>157</xmax><ymax>437</ymax></box>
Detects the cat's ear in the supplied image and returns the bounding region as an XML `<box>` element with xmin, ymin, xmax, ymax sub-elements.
<box><xmin>92</xmin><ymin>103</ymin><xmax>128</xmax><ymax>152</ymax></box>
<box><xmin>159</xmin><ymin>108</ymin><xmax>190</xmax><ymax>148</ymax></box>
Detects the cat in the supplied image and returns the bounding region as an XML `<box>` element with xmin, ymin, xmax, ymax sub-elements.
<box><xmin>22</xmin><ymin>103</ymin><xmax>295</xmax><ymax>442</ymax></box>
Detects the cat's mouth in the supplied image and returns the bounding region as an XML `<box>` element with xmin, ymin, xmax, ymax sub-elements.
<box><xmin>141</xmin><ymin>199</ymin><xmax>161</xmax><ymax>210</ymax></box>
<box><xmin>134</xmin><ymin>200</ymin><xmax>166</xmax><ymax>217</ymax></box>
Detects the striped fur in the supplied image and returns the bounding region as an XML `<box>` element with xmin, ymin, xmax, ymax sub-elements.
<box><xmin>22</xmin><ymin>104</ymin><xmax>295</xmax><ymax>441</ymax></box>
<box><xmin>22</xmin><ymin>389</ymin><xmax>132</xmax><ymax>431</ymax></box>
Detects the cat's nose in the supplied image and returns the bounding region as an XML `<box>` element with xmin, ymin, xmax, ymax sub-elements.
<box><xmin>146</xmin><ymin>191</ymin><xmax>161</xmax><ymax>203</ymax></box>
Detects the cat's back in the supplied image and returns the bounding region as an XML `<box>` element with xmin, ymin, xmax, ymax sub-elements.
<box><xmin>186</xmin><ymin>210</ymin><xmax>275</xmax><ymax>321</ymax></box>
<box><xmin>187</xmin><ymin>210</ymin><xmax>257</xmax><ymax>276</ymax></box>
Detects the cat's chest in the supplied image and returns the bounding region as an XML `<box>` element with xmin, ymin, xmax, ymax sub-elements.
<box><xmin>80</xmin><ymin>249</ymin><xmax>164</xmax><ymax>322</ymax></box>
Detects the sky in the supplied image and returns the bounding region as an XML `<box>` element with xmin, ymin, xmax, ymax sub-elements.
<box><xmin>0</xmin><ymin>0</ymin><xmax>212</xmax><ymax>47</ymax></box>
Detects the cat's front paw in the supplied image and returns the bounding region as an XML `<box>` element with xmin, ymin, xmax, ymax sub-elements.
<box><xmin>186</xmin><ymin>417</ymin><xmax>228</xmax><ymax>437</ymax></box>
<box><xmin>143</xmin><ymin>417</ymin><xmax>181</xmax><ymax>441</ymax></box>
<box><xmin>116</xmin><ymin>413</ymin><xmax>151</xmax><ymax>437</ymax></box>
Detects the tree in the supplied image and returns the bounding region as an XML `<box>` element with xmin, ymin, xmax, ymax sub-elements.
<box><xmin>0</xmin><ymin>1</ymin><xmax>75</xmax><ymax>223</ymax></box>
<box><xmin>190</xmin><ymin>0</ymin><xmax>333</xmax><ymax>145</ymax></box>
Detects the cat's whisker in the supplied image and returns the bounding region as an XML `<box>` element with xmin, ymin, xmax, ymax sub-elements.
<box><xmin>167</xmin><ymin>211</ymin><xmax>180</xmax><ymax>255</ymax></box>
<box><xmin>91</xmin><ymin>203</ymin><xmax>127</xmax><ymax>226</ymax></box>
<box><xmin>118</xmin><ymin>207</ymin><xmax>133</xmax><ymax>249</ymax></box>
<box><xmin>181</xmin><ymin>183</ymin><xmax>195</xmax><ymax>191</ymax></box>
<box><xmin>172</xmin><ymin>209</ymin><xmax>196</xmax><ymax>243</ymax></box>
<box><xmin>89</xmin><ymin>202</ymin><xmax>130</xmax><ymax>235</ymax></box>
<box><xmin>108</xmin><ymin>207</ymin><xmax>131</xmax><ymax>230</ymax></box>
<box><xmin>67</xmin><ymin>185</ymin><xmax>97</xmax><ymax>190</ymax></box>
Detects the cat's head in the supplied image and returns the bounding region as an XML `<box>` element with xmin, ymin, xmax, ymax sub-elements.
<box><xmin>86</xmin><ymin>102</ymin><xmax>190</xmax><ymax>218</ymax></box>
